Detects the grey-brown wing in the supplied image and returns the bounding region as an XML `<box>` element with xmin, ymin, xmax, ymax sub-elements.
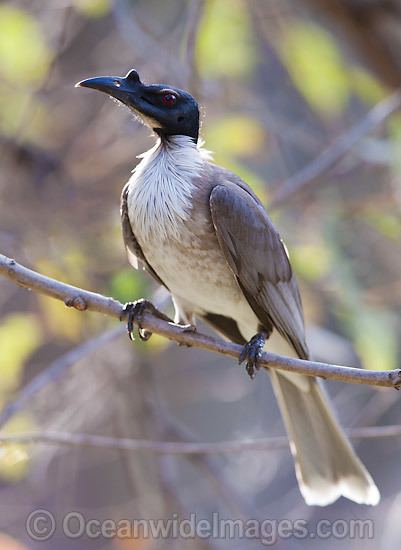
<box><xmin>209</xmin><ymin>183</ymin><xmax>309</xmax><ymax>360</ymax></box>
<box><xmin>120</xmin><ymin>183</ymin><xmax>166</xmax><ymax>288</ymax></box>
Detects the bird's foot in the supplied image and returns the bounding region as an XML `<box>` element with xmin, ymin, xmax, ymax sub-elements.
<box><xmin>239</xmin><ymin>332</ymin><xmax>266</xmax><ymax>379</ymax></box>
<box><xmin>122</xmin><ymin>299</ymin><xmax>173</xmax><ymax>341</ymax></box>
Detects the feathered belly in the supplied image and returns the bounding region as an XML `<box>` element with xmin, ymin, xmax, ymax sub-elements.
<box><xmin>138</xmin><ymin>227</ymin><xmax>256</xmax><ymax>326</ymax></box>
<box><xmin>143</xmin><ymin>239</ymin><xmax>240</xmax><ymax>315</ymax></box>
<box><xmin>125</xmin><ymin>147</ymin><xmax>258</xmax><ymax>330</ymax></box>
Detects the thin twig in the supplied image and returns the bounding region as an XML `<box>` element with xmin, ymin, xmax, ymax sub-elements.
<box><xmin>0</xmin><ymin>326</ymin><xmax>124</xmax><ymax>430</ymax></box>
<box><xmin>0</xmin><ymin>426</ymin><xmax>400</xmax><ymax>454</ymax></box>
<box><xmin>270</xmin><ymin>91</ymin><xmax>401</xmax><ymax>208</ymax></box>
<box><xmin>1</xmin><ymin>252</ymin><xmax>401</xmax><ymax>388</ymax></box>
<box><xmin>184</xmin><ymin>0</ymin><xmax>205</xmax><ymax>95</ymax></box>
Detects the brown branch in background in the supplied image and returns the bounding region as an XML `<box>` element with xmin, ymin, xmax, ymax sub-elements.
<box><xmin>303</xmin><ymin>0</ymin><xmax>401</xmax><ymax>89</ymax></box>
<box><xmin>1</xmin><ymin>252</ymin><xmax>401</xmax><ymax>388</ymax></box>
<box><xmin>1</xmin><ymin>425</ymin><xmax>401</xmax><ymax>454</ymax></box>
<box><xmin>0</xmin><ymin>326</ymin><xmax>124</xmax><ymax>430</ymax></box>
<box><xmin>270</xmin><ymin>90</ymin><xmax>401</xmax><ymax>208</ymax></box>
<box><xmin>185</xmin><ymin>0</ymin><xmax>206</xmax><ymax>96</ymax></box>
<box><xmin>112</xmin><ymin>0</ymin><xmax>186</xmax><ymax>86</ymax></box>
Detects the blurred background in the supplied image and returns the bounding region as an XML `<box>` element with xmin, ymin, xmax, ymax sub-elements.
<box><xmin>1</xmin><ymin>0</ymin><xmax>401</xmax><ymax>548</ymax></box>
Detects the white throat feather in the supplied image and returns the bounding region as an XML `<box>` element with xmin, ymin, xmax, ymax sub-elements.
<box><xmin>127</xmin><ymin>135</ymin><xmax>212</xmax><ymax>242</ymax></box>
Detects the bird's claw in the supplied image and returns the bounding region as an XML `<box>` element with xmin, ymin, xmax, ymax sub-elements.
<box><xmin>239</xmin><ymin>332</ymin><xmax>266</xmax><ymax>379</ymax></box>
<box><xmin>123</xmin><ymin>299</ymin><xmax>151</xmax><ymax>341</ymax></box>
<box><xmin>122</xmin><ymin>299</ymin><xmax>172</xmax><ymax>342</ymax></box>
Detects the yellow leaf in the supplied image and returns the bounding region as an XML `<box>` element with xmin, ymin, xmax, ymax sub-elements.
<box><xmin>350</xmin><ymin>67</ymin><xmax>386</xmax><ymax>104</ymax></box>
<box><xmin>196</xmin><ymin>0</ymin><xmax>256</xmax><ymax>78</ymax></box>
<box><xmin>146</xmin><ymin>333</ymin><xmax>169</xmax><ymax>352</ymax></box>
<box><xmin>0</xmin><ymin>314</ymin><xmax>41</xmax><ymax>393</ymax></box>
<box><xmin>37</xmin><ymin>294</ymin><xmax>84</xmax><ymax>341</ymax></box>
<box><xmin>352</xmin><ymin>311</ymin><xmax>397</xmax><ymax>371</ymax></box>
<box><xmin>277</xmin><ymin>22</ymin><xmax>349</xmax><ymax>116</ymax></box>
<box><xmin>0</xmin><ymin>6</ymin><xmax>51</xmax><ymax>85</ymax></box>
<box><xmin>73</xmin><ymin>0</ymin><xmax>112</xmax><ymax>17</ymax></box>
<box><xmin>0</xmin><ymin>413</ymin><xmax>34</xmax><ymax>482</ymax></box>
<box><xmin>290</xmin><ymin>243</ymin><xmax>332</xmax><ymax>280</ymax></box>
<box><xmin>205</xmin><ymin>115</ymin><xmax>266</xmax><ymax>157</ymax></box>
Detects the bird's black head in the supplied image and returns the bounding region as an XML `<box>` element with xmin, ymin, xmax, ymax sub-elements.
<box><xmin>76</xmin><ymin>69</ymin><xmax>199</xmax><ymax>141</ymax></box>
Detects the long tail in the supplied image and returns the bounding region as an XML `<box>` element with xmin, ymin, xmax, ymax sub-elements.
<box><xmin>270</xmin><ymin>370</ymin><xmax>380</xmax><ymax>506</ymax></box>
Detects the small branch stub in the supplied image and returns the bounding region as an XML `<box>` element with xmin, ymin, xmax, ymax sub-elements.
<box><xmin>0</xmin><ymin>252</ymin><xmax>401</xmax><ymax>390</ymax></box>
<box><xmin>65</xmin><ymin>295</ymin><xmax>88</xmax><ymax>311</ymax></box>
<box><xmin>388</xmin><ymin>369</ymin><xmax>401</xmax><ymax>389</ymax></box>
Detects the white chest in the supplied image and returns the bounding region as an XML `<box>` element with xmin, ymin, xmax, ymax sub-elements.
<box><xmin>126</xmin><ymin>137</ymin><xmax>257</xmax><ymax>326</ymax></box>
<box><xmin>127</xmin><ymin>136</ymin><xmax>208</xmax><ymax>242</ymax></box>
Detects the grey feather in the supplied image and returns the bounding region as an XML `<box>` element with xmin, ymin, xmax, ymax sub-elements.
<box><xmin>208</xmin><ymin>176</ymin><xmax>379</xmax><ymax>505</ymax></box>
<box><xmin>270</xmin><ymin>370</ymin><xmax>380</xmax><ymax>505</ymax></box>
<box><xmin>120</xmin><ymin>138</ymin><xmax>380</xmax><ymax>506</ymax></box>
<box><xmin>209</xmin><ymin>183</ymin><xmax>308</xmax><ymax>359</ymax></box>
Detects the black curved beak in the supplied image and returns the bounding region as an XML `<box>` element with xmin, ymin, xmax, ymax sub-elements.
<box><xmin>76</xmin><ymin>69</ymin><xmax>144</xmax><ymax>110</ymax></box>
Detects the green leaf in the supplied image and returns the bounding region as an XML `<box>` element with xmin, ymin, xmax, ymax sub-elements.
<box><xmin>0</xmin><ymin>6</ymin><xmax>51</xmax><ymax>85</ymax></box>
<box><xmin>196</xmin><ymin>0</ymin><xmax>256</xmax><ymax>78</ymax></box>
<box><xmin>351</xmin><ymin>310</ymin><xmax>398</xmax><ymax>371</ymax></box>
<box><xmin>365</xmin><ymin>212</ymin><xmax>401</xmax><ymax>240</ymax></box>
<box><xmin>73</xmin><ymin>0</ymin><xmax>112</xmax><ymax>17</ymax></box>
<box><xmin>350</xmin><ymin>67</ymin><xmax>386</xmax><ymax>104</ymax></box>
<box><xmin>290</xmin><ymin>243</ymin><xmax>332</xmax><ymax>280</ymax></box>
<box><xmin>109</xmin><ymin>268</ymin><xmax>148</xmax><ymax>304</ymax></box>
<box><xmin>205</xmin><ymin>115</ymin><xmax>266</xmax><ymax>158</ymax></box>
<box><xmin>0</xmin><ymin>314</ymin><xmax>41</xmax><ymax>393</ymax></box>
<box><xmin>277</xmin><ymin>21</ymin><xmax>350</xmax><ymax>116</ymax></box>
<box><xmin>0</xmin><ymin>413</ymin><xmax>34</xmax><ymax>482</ymax></box>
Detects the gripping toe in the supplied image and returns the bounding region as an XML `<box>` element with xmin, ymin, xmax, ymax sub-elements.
<box><xmin>122</xmin><ymin>299</ymin><xmax>172</xmax><ymax>341</ymax></box>
<box><xmin>238</xmin><ymin>332</ymin><xmax>267</xmax><ymax>379</ymax></box>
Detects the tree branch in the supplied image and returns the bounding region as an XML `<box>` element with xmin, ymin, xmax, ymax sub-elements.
<box><xmin>184</xmin><ymin>0</ymin><xmax>205</xmax><ymax>96</ymax></box>
<box><xmin>270</xmin><ymin>90</ymin><xmax>401</xmax><ymax>208</ymax></box>
<box><xmin>1</xmin><ymin>252</ymin><xmax>401</xmax><ymax>388</ymax></box>
<box><xmin>0</xmin><ymin>326</ymin><xmax>124</xmax><ymax>430</ymax></box>
<box><xmin>0</xmin><ymin>425</ymin><xmax>400</xmax><ymax>454</ymax></box>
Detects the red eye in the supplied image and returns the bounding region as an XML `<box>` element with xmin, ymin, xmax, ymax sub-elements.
<box><xmin>162</xmin><ymin>93</ymin><xmax>177</xmax><ymax>107</ymax></box>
